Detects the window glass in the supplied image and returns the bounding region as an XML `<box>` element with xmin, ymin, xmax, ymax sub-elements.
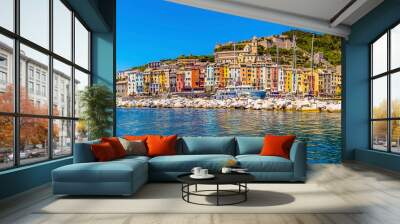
<box><xmin>372</xmin><ymin>76</ymin><xmax>387</xmax><ymax>119</ymax></box>
<box><xmin>0</xmin><ymin>0</ymin><xmax>14</xmax><ymax>31</ymax></box>
<box><xmin>19</xmin><ymin>117</ymin><xmax>49</xmax><ymax>165</ymax></box>
<box><xmin>0</xmin><ymin>116</ymin><xmax>14</xmax><ymax>170</ymax></box>
<box><xmin>53</xmin><ymin>0</ymin><xmax>72</xmax><ymax>60</ymax></box>
<box><xmin>0</xmin><ymin>34</ymin><xmax>14</xmax><ymax>112</ymax></box>
<box><xmin>372</xmin><ymin>33</ymin><xmax>387</xmax><ymax>76</ymax></box>
<box><xmin>391</xmin><ymin>120</ymin><xmax>400</xmax><ymax>153</ymax></box>
<box><xmin>20</xmin><ymin>0</ymin><xmax>49</xmax><ymax>49</ymax></box>
<box><xmin>53</xmin><ymin>59</ymin><xmax>72</xmax><ymax>117</ymax></box>
<box><xmin>75</xmin><ymin>120</ymin><xmax>88</xmax><ymax>143</ymax></box>
<box><xmin>391</xmin><ymin>72</ymin><xmax>400</xmax><ymax>118</ymax></box>
<box><xmin>391</xmin><ymin>24</ymin><xmax>400</xmax><ymax>70</ymax></box>
<box><xmin>53</xmin><ymin>119</ymin><xmax>72</xmax><ymax>157</ymax></box>
<box><xmin>20</xmin><ymin>44</ymin><xmax>49</xmax><ymax>115</ymax></box>
<box><xmin>74</xmin><ymin>69</ymin><xmax>89</xmax><ymax>118</ymax></box>
<box><xmin>74</xmin><ymin>18</ymin><xmax>89</xmax><ymax>70</ymax></box>
<box><xmin>372</xmin><ymin>121</ymin><xmax>388</xmax><ymax>151</ymax></box>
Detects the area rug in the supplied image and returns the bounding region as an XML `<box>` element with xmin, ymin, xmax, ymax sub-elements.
<box><xmin>37</xmin><ymin>183</ymin><xmax>361</xmax><ymax>214</ymax></box>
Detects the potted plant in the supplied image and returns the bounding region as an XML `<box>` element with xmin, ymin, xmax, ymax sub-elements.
<box><xmin>79</xmin><ymin>84</ymin><xmax>114</xmax><ymax>140</ymax></box>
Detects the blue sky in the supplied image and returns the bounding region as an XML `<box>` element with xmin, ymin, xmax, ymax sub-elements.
<box><xmin>117</xmin><ymin>0</ymin><xmax>293</xmax><ymax>71</ymax></box>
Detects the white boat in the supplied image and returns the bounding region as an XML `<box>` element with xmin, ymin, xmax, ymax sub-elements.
<box><xmin>215</xmin><ymin>85</ymin><xmax>266</xmax><ymax>100</ymax></box>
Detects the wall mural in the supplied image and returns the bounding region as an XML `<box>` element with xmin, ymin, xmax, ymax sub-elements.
<box><xmin>116</xmin><ymin>0</ymin><xmax>342</xmax><ymax>163</ymax></box>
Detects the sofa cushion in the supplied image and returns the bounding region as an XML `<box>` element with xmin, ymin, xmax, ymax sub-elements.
<box><xmin>116</xmin><ymin>155</ymin><xmax>150</xmax><ymax>163</ymax></box>
<box><xmin>101</xmin><ymin>137</ymin><xmax>127</xmax><ymax>158</ymax></box>
<box><xmin>179</xmin><ymin>137</ymin><xmax>235</xmax><ymax>155</ymax></box>
<box><xmin>91</xmin><ymin>142</ymin><xmax>118</xmax><ymax>161</ymax></box>
<box><xmin>149</xmin><ymin>154</ymin><xmax>235</xmax><ymax>172</ymax></box>
<box><xmin>147</xmin><ymin>135</ymin><xmax>177</xmax><ymax>157</ymax></box>
<box><xmin>235</xmin><ymin>136</ymin><xmax>264</xmax><ymax>155</ymax></box>
<box><xmin>260</xmin><ymin>135</ymin><xmax>296</xmax><ymax>159</ymax></box>
<box><xmin>118</xmin><ymin>138</ymin><xmax>147</xmax><ymax>156</ymax></box>
<box><xmin>236</xmin><ymin>155</ymin><xmax>293</xmax><ymax>172</ymax></box>
<box><xmin>53</xmin><ymin>158</ymin><xmax>147</xmax><ymax>183</ymax></box>
<box><xmin>124</xmin><ymin>135</ymin><xmax>148</xmax><ymax>142</ymax></box>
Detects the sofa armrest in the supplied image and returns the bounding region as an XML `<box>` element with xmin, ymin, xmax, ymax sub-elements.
<box><xmin>289</xmin><ymin>141</ymin><xmax>307</xmax><ymax>181</ymax></box>
<box><xmin>73</xmin><ymin>140</ymin><xmax>100</xmax><ymax>163</ymax></box>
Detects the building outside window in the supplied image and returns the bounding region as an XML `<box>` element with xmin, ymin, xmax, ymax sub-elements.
<box><xmin>0</xmin><ymin>0</ymin><xmax>91</xmax><ymax>170</ymax></box>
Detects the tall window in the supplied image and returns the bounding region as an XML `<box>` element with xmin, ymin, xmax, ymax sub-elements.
<box><xmin>371</xmin><ymin>23</ymin><xmax>400</xmax><ymax>153</ymax></box>
<box><xmin>0</xmin><ymin>0</ymin><xmax>91</xmax><ymax>170</ymax></box>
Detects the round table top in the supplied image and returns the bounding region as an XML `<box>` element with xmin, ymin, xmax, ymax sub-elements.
<box><xmin>177</xmin><ymin>172</ymin><xmax>255</xmax><ymax>185</ymax></box>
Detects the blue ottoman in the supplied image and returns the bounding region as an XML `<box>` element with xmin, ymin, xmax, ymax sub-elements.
<box><xmin>52</xmin><ymin>157</ymin><xmax>148</xmax><ymax>196</ymax></box>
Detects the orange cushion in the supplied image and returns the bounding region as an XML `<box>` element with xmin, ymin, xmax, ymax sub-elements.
<box><xmin>146</xmin><ymin>135</ymin><xmax>177</xmax><ymax>157</ymax></box>
<box><xmin>101</xmin><ymin>137</ymin><xmax>127</xmax><ymax>158</ymax></box>
<box><xmin>91</xmin><ymin>142</ymin><xmax>118</xmax><ymax>161</ymax></box>
<box><xmin>260</xmin><ymin>135</ymin><xmax>296</xmax><ymax>159</ymax></box>
<box><xmin>124</xmin><ymin>135</ymin><xmax>148</xmax><ymax>142</ymax></box>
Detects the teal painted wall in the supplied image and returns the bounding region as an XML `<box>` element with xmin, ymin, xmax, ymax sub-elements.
<box><xmin>344</xmin><ymin>0</ymin><xmax>400</xmax><ymax>171</ymax></box>
<box><xmin>92</xmin><ymin>32</ymin><xmax>114</xmax><ymax>88</ymax></box>
<box><xmin>0</xmin><ymin>158</ymin><xmax>72</xmax><ymax>199</ymax></box>
<box><xmin>91</xmin><ymin>32</ymin><xmax>115</xmax><ymax>136</ymax></box>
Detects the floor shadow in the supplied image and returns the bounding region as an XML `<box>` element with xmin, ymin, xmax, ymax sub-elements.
<box><xmin>56</xmin><ymin>183</ymin><xmax>182</xmax><ymax>200</ymax></box>
<box><xmin>203</xmin><ymin>190</ymin><xmax>295</xmax><ymax>207</ymax></box>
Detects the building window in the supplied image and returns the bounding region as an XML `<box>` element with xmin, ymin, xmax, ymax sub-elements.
<box><xmin>41</xmin><ymin>85</ymin><xmax>46</xmax><ymax>97</ymax></box>
<box><xmin>0</xmin><ymin>55</ymin><xmax>7</xmax><ymax>67</ymax></box>
<box><xmin>0</xmin><ymin>0</ymin><xmax>91</xmax><ymax>170</ymax></box>
<box><xmin>28</xmin><ymin>81</ymin><xmax>34</xmax><ymax>93</ymax></box>
<box><xmin>35</xmin><ymin>70</ymin><xmax>40</xmax><ymax>81</ymax></box>
<box><xmin>370</xmin><ymin>23</ymin><xmax>400</xmax><ymax>153</ymax></box>
<box><xmin>28</xmin><ymin>67</ymin><xmax>34</xmax><ymax>80</ymax></box>
<box><xmin>35</xmin><ymin>83</ymin><xmax>40</xmax><ymax>95</ymax></box>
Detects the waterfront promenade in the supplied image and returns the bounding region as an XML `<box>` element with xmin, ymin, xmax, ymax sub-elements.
<box><xmin>117</xmin><ymin>97</ymin><xmax>341</xmax><ymax>112</ymax></box>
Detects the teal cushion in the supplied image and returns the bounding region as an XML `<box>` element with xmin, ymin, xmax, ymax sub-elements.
<box><xmin>236</xmin><ymin>155</ymin><xmax>293</xmax><ymax>172</ymax></box>
<box><xmin>53</xmin><ymin>159</ymin><xmax>147</xmax><ymax>183</ymax></box>
<box><xmin>117</xmin><ymin>155</ymin><xmax>150</xmax><ymax>163</ymax></box>
<box><xmin>235</xmin><ymin>136</ymin><xmax>264</xmax><ymax>155</ymax></box>
<box><xmin>149</xmin><ymin>154</ymin><xmax>235</xmax><ymax>172</ymax></box>
<box><xmin>179</xmin><ymin>137</ymin><xmax>235</xmax><ymax>155</ymax></box>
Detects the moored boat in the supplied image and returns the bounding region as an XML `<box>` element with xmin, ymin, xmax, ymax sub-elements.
<box><xmin>215</xmin><ymin>85</ymin><xmax>266</xmax><ymax>100</ymax></box>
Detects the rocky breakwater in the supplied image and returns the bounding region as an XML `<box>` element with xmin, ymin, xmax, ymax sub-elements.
<box><xmin>117</xmin><ymin>97</ymin><xmax>341</xmax><ymax>112</ymax></box>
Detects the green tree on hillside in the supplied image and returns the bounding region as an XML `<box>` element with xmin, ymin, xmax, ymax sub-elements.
<box><xmin>282</xmin><ymin>30</ymin><xmax>342</xmax><ymax>66</ymax></box>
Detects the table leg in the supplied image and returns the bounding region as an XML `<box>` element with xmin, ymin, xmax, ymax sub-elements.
<box><xmin>181</xmin><ymin>184</ymin><xmax>183</xmax><ymax>199</ymax></box>
<box><xmin>245</xmin><ymin>183</ymin><xmax>247</xmax><ymax>201</ymax></box>
<box><xmin>195</xmin><ymin>184</ymin><xmax>198</xmax><ymax>192</ymax></box>
<box><xmin>187</xmin><ymin>184</ymin><xmax>190</xmax><ymax>202</ymax></box>
<box><xmin>217</xmin><ymin>184</ymin><xmax>219</xmax><ymax>206</ymax></box>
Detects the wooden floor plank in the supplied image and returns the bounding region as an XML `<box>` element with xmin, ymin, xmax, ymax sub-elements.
<box><xmin>1</xmin><ymin>163</ymin><xmax>400</xmax><ymax>224</ymax></box>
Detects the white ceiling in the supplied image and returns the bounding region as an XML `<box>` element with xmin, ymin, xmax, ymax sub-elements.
<box><xmin>167</xmin><ymin>0</ymin><xmax>384</xmax><ymax>38</ymax></box>
<box><xmin>228</xmin><ymin>0</ymin><xmax>352</xmax><ymax>22</ymax></box>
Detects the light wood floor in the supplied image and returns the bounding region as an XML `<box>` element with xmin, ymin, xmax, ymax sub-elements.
<box><xmin>1</xmin><ymin>162</ymin><xmax>400</xmax><ymax>224</ymax></box>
